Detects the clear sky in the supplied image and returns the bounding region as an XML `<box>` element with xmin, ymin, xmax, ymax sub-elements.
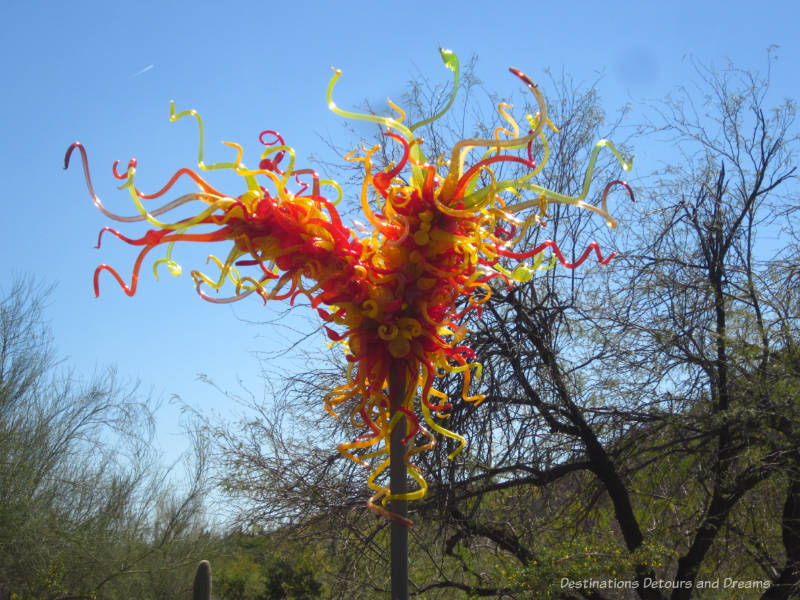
<box><xmin>1</xmin><ymin>0</ymin><xmax>798</xmax><ymax>471</ymax></box>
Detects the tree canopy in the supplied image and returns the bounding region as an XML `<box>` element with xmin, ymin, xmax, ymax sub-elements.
<box><xmin>207</xmin><ymin>54</ymin><xmax>799</xmax><ymax>600</ymax></box>
<box><xmin>0</xmin><ymin>279</ymin><xmax>214</xmax><ymax>600</ymax></box>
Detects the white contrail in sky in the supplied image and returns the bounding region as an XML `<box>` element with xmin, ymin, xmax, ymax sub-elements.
<box><xmin>129</xmin><ymin>64</ymin><xmax>155</xmax><ymax>79</ymax></box>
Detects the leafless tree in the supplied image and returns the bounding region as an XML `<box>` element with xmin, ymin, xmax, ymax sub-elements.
<box><xmin>208</xmin><ymin>54</ymin><xmax>799</xmax><ymax>600</ymax></box>
<box><xmin>0</xmin><ymin>278</ymin><xmax>214</xmax><ymax>600</ymax></box>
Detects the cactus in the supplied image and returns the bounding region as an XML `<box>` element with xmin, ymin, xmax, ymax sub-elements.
<box><xmin>193</xmin><ymin>560</ymin><xmax>212</xmax><ymax>600</ymax></box>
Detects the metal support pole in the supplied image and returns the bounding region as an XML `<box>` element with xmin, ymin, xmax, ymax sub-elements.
<box><xmin>389</xmin><ymin>361</ymin><xmax>409</xmax><ymax>600</ymax></box>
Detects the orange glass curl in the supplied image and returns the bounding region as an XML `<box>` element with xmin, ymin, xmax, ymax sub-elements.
<box><xmin>65</xmin><ymin>49</ymin><xmax>633</xmax><ymax>521</ymax></box>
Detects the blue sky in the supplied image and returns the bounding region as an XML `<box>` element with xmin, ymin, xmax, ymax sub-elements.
<box><xmin>1</xmin><ymin>0</ymin><xmax>798</xmax><ymax>472</ymax></box>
